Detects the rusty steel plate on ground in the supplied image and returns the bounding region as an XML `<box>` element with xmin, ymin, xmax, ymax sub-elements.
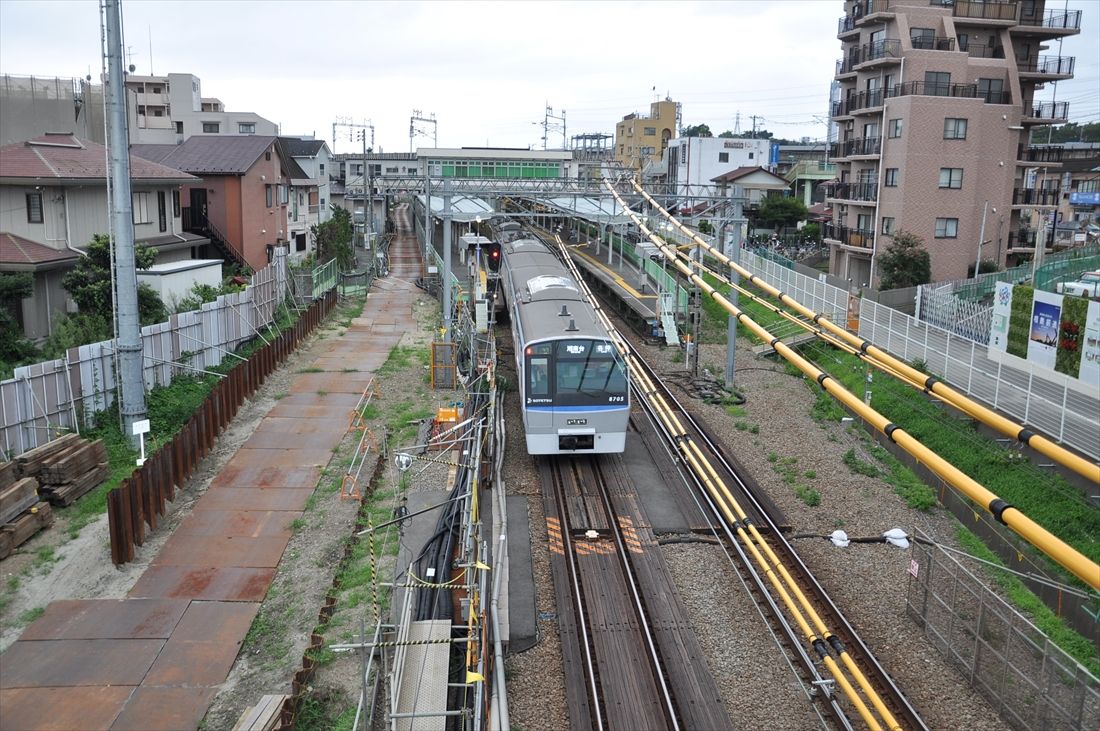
<box><xmin>109</xmin><ymin>686</ymin><xmax>218</xmax><ymax>731</ymax></box>
<box><xmin>242</xmin><ymin>416</ymin><xmax>348</xmax><ymax>436</ymax></box>
<box><xmin>208</xmin><ymin>463</ymin><xmax>322</xmax><ymax>490</ymax></box>
<box><xmin>174</xmin><ymin>510</ymin><xmax>292</xmax><ymax>539</ymax></box>
<box><xmin>19</xmin><ymin>599</ymin><xmax>188</xmax><ymax>641</ymax></box>
<box><xmin>288</xmin><ymin>372</ymin><xmax>377</xmax><ymax>395</ymax></box>
<box><xmin>0</xmin><ymin>639</ymin><xmax>164</xmax><ymax>688</ymax></box>
<box><xmin>141</xmin><ymin>636</ymin><xmax>245</xmax><ymax>687</ymax></box>
<box><xmin>0</xmin><ymin>686</ymin><xmax>133</xmax><ymax>730</ymax></box>
<box><xmin>221</xmin><ymin>446</ymin><xmax>335</xmax><ymax>471</ymax></box>
<box><xmin>169</xmin><ymin>600</ymin><xmax>258</xmax><ymax>645</ymax></box>
<box><xmin>190</xmin><ymin>487</ymin><xmax>312</xmax><ymax>512</ymax></box>
<box><xmin>128</xmin><ymin>566</ymin><xmax>274</xmax><ymax>602</ymax></box>
<box><xmin>242</xmin><ymin>429</ymin><xmax>344</xmax><ymax>450</ymax></box>
<box><xmin>153</xmin><ymin>534</ymin><xmax>289</xmax><ymax>568</ymax></box>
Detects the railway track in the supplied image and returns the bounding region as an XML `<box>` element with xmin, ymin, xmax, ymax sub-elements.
<box><xmin>540</xmin><ymin>454</ymin><xmax>733</xmax><ymax>731</ymax></box>
<box><xmin>625</xmin><ymin>338</ymin><xmax>929</xmax><ymax>731</ymax></box>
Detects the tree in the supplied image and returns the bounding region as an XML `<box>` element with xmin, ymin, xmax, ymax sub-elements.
<box><xmin>62</xmin><ymin>234</ymin><xmax>166</xmax><ymax>325</ymax></box>
<box><xmin>313</xmin><ymin>207</ymin><xmax>355</xmax><ymax>271</ymax></box>
<box><xmin>800</xmin><ymin>222</ymin><xmax>821</xmax><ymax>242</ymax></box>
<box><xmin>756</xmin><ymin>196</ymin><xmax>807</xmax><ymax>230</ymax></box>
<box><xmin>681</xmin><ymin>124</ymin><xmax>713</xmax><ymax>138</ymax></box>
<box><xmin>718</xmin><ymin>130</ymin><xmax>735</xmax><ymax>138</ymax></box>
<box><xmin>878</xmin><ymin>230</ymin><xmax>931</xmax><ymax>290</ymax></box>
<box><xmin>0</xmin><ymin>272</ymin><xmax>37</xmax><ymax>370</ymax></box>
<box><xmin>1032</xmin><ymin>121</ymin><xmax>1100</xmax><ymax>144</ymax></box>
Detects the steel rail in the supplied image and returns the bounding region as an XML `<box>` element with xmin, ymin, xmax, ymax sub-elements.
<box><xmin>632</xmin><ymin>180</ymin><xmax>1100</xmax><ymax>486</ymax></box>
<box><xmin>548</xmin><ymin>231</ymin><xmax>907</xmax><ymax>729</ymax></box>
<box><xmin>612</xmin><ymin>179</ymin><xmax>1100</xmax><ymax>592</ymax></box>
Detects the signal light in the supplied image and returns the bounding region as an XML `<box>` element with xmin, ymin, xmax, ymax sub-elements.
<box><xmin>486</xmin><ymin>242</ymin><xmax>502</xmax><ymax>272</ymax></box>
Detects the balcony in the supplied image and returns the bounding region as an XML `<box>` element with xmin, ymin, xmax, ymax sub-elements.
<box><xmin>1007</xmin><ymin>230</ymin><xmax>1037</xmax><ymax>250</ymax></box>
<box><xmin>1015</xmin><ymin>9</ymin><xmax>1082</xmax><ymax>32</ymax></box>
<box><xmin>838</xmin><ymin>14</ymin><xmax>858</xmax><ymax>36</ymax></box>
<box><xmin>857</xmin><ymin>39</ymin><xmax>902</xmax><ymax>66</ymax></box>
<box><xmin>839</xmin><ymin>89</ymin><xmax>885</xmax><ymax>116</ymax></box>
<box><xmin>1018</xmin><ymin>55</ymin><xmax>1076</xmax><ymax>79</ymax></box>
<box><xmin>960</xmin><ymin>41</ymin><xmax>1005</xmax><ymax>58</ymax></box>
<box><xmin>947</xmin><ymin>0</ymin><xmax>1019</xmax><ymax>23</ymax></box>
<box><xmin>1023</xmin><ymin>101</ymin><xmax>1070</xmax><ymax>124</ymax></box>
<box><xmin>855</xmin><ymin>0</ymin><xmax>896</xmax><ymax>22</ymax></box>
<box><xmin>1012</xmin><ymin>187</ymin><xmax>1061</xmax><ymax>206</ymax></box>
<box><xmin>1017</xmin><ymin>144</ymin><xmax>1063</xmax><ymax>163</ymax></box>
<box><xmin>832</xmin><ymin>137</ymin><xmax>882</xmax><ymax>158</ymax></box>
<box><xmin>823</xmin><ymin>222</ymin><xmax>875</xmax><ymax>249</ymax></box>
<box><xmin>911</xmin><ymin>35</ymin><xmax>956</xmax><ymax>50</ymax></box>
<box><xmin>888</xmin><ymin>80</ymin><xmax>978</xmax><ymax>99</ymax></box>
<box><xmin>826</xmin><ymin>181</ymin><xmax>879</xmax><ymax>203</ymax></box>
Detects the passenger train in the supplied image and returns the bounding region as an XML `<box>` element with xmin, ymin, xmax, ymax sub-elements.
<box><xmin>499</xmin><ymin>234</ymin><xmax>630</xmax><ymax>455</ymax></box>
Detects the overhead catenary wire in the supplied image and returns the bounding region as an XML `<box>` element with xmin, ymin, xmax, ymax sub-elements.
<box><xmin>623</xmin><ymin>179</ymin><xmax>1100</xmax><ymax>592</ymax></box>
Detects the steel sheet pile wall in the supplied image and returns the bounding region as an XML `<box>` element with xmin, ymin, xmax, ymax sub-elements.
<box><xmin>906</xmin><ymin>536</ymin><xmax>1099</xmax><ymax>730</ymax></box>
<box><xmin>0</xmin><ymin>257</ymin><xmax>287</xmax><ymax>459</ymax></box>
<box><xmin>107</xmin><ymin>289</ymin><xmax>337</xmax><ymax>565</ymax></box>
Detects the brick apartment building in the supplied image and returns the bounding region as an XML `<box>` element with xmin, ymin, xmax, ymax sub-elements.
<box><xmin>825</xmin><ymin>0</ymin><xmax>1080</xmax><ymax>285</ymax></box>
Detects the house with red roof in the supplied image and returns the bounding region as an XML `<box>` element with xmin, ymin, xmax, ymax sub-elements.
<box><xmin>0</xmin><ymin>134</ymin><xmax>202</xmax><ymax>340</ymax></box>
<box><xmin>133</xmin><ymin>135</ymin><xmax>316</xmax><ymax>270</ymax></box>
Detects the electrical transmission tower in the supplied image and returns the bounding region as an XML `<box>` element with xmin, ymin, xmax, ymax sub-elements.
<box><xmin>410</xmin><ymin>110</ymin><xmax>437</xmax><ymax>152</ymax></box>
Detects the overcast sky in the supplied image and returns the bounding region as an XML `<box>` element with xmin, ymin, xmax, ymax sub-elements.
<box><xmin>1</xmin><ymin>0</ymin><xmax>1096</xmax><ymax>153</ymax></box>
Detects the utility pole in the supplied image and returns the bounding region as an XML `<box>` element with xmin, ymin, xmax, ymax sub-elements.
<box><xmin>333</xmin><ymin>118</ymin><xmax>374</xmax><ymax>255</ymax></box>
<box><xmin>542</xmin><ymin>104</ymin><xmax>566</xmax><ymax>150</ymax></box>
<box><xmin>442</xmin><ymin>180</ymin><xmax>453</xmax><ymax>342</ymax></box>
<box><xmin>104</xmin><ymin>0</ymin><xmax>147</xmax><ymax>446</ymax></box>
<box><xmin>725</xmin><ymin>184</ymin><xmax>746</xmax><ymax>387</ymax></box>
<box><xmin>750</xmin><ymin>115</ymin><xmax>762</xmax><ymax>139</ymax></box>
<box><xmin>975</xmin><ymin>200</ymin><xmax>989</xmax><ymax>278</ymax></box>
<box><xmin>410</xmin><ymin>110</ymin><xmax>437</xmax><ymax>153</ymax></box>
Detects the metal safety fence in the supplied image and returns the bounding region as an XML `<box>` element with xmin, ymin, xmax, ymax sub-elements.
<box><xmin>0</xmin><ymin>254</ymin><xmax>289</xmax><ymax>460</ymax></box>
<box><xmin>906</xmin><ymin>533</ymin><xmax>1100</xmax><ymax>730</ymax></box>
<box><xmin>107</xmin><ymin>290</ymin><xmax>338</xmax><ymax>565</ymax></box>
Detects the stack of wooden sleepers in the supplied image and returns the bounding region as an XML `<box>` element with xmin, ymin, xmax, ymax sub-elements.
<box><xmin>0</xmin><ymin>460</ymin><xmax>51</xmax><ymax>560</ymax></box>
<box><xmin>17</xmin><ymin>434</ymin><xmax>109</xmax><ymax>508</ymax></box>
<box><xmin>232</xmin><ymin>694</ymin><xmax>288</xmax><ymax>730</ymax></box>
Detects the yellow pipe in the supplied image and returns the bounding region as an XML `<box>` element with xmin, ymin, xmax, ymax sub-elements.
<box><xmin>633</xmin><ymin>180</ymin><xmax>1099</xmax><ymax>485</ymax></box>
<box><xmin>616</xmin><ymin>180</ymin><xmax>1100</xmax><ymax>590</ymax></box>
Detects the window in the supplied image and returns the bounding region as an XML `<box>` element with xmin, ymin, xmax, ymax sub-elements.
<box><xmin>977</xmin><ymin>77</ymin><xmax>1005</xmax><ymax>104</ymax></box>
<box><xmin>644</xmin><ymin>126</ymin><xmax>656</xmax><ymax>136</ymax></box>
<box><xmin>319</xmin><ymin>163</ymin><xmax>325</xmax><ymax>176</ymax></box>
<box><xmin>885</xmin><ymin>168</ymin><xmax>899</xmax><ymax>187</ymax></box>
<box><xmin>718</xmin><ymin>152</ymin><xmax>729</xmax><ymax>163</ymax></box>
<box><xmin>157</xmin><ymin>191</ymin><xmax>167</xmax><ymax>232</ymax></box>
<box><xmin>132</xmin><ymin>192</ymin><xmax>152</xmax><ymax>224</ymax></box>
<box><xmin>25</xmin><ymin>192</ymin><xmax>43</xmax><ymax>223</ymax></box>
<box><xmin>882</xmin><ymin>216</ymin><xmax>895</xmax><ymax>235</ymax></box>
<box><xmin>857</xmin><ymin>213</ymin><xmax>873</xmax><ymax>232</ymax></box>
<box><xmin>863</xmin><ymin>122</ymin><xmax>880</xmax><ymax>139</ymax></box>
<box><xmin>265</xmin><ymin>184</ymin><xmax>273</xmax><ymax>208</ymax></box>
<box><xmin>748</xmin><ymin>152</ymin><xmax>755</xmax><ymax>159</ymax></box>
<box><xmin>944</xmin><ymin>118</ymin><xmax>968</xmax><ymax>139</ymax></box>
<box><xmin>939</xmin><ymin>168</ymin><xmax>963</xmax><ymax>189</ymax></box>
<box><xmin>172</xmin><ymin>190</ymin><xmax>181</xmax><ymax>217</ymax></box>
<box><xmin>910</xmin><ymin>27</ymin><xmax>935</xmax><ymax>49</ymax></box>
<box><xmin>278</xmin><ymin>184</ymin><xmax>288</xmax><ymax>205</ymax></box>
<box><xmin>935</xmin><ymin>217</ymin><xmax>958</xmax><ymax>238</ymax></box>
<box><xmin>320</xmin><ymin>198</ymin><xmax>326</xmax><ymax>208</ymax></box>
<box><xmin>174</xmin><ymin>121</ymin><xmax>183</xmax><ymax>134</ymax></box>
<box><xmin>202</xmin><ymin>122</ymin><xmax>220</xmax><ymax>133</ymax></box>
<box><xmin>924</xmin><ymin>71</ymin><xmax>951</xmax><ymax>95</ymax></box>
<box><xmin>888</xmin><ymin>118</ymin><xmax>902</xmax><ymax>138</ymax></box>
<box><xmin>238</xmin><ymin>122</ymin><xmax>256</xmax><ymax>134</ymax></box>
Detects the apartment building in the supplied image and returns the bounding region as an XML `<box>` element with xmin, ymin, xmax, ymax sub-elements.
<box><xmin>615</xmin><ymin>99</ymin><xmax>679</xmax><ymax>171</ymax></box>
<box><xmin>826</xmin><ymin>0</ymin><xmax>1080</xmax><ymax>285</ymax></box>
<box><xmin>124</xmin><ymin>73</ymin><xmax>278</xmax><ymax>144</ymax></box>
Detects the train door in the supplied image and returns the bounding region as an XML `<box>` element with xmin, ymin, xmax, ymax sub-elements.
<box><xmin>524</xmin><ymin>344</ymin><xmax>554</xmax><ymax>437</ymax></box>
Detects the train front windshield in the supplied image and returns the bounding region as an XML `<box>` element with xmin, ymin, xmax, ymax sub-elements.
<box><xmin>526</xmin><ymin>340</ymin><xmax>627</xmax><ymax>406</ymax></box>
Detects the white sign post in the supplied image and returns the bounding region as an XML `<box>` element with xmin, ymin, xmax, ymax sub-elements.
<box><xmin>132</xmin><ymin>419</ymin><xmax>150</xmax><ymax>466</ymax></box>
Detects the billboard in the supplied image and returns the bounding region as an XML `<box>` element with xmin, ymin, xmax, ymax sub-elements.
<box><xmin>1027</xmin><ymin>291</ymin><xmax>1062</xmax><ymax>369</ymax></box>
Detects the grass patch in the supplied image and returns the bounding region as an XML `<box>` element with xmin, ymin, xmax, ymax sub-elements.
<box><xmin>842</xmin><ymin>448</ymin><xmax>880</xmax><ymax>477</ymax></box>
<box><xmin>290</xmin><ymin>517</ymin><xmax>306</xmax><ymax>533</ymax></box>
<box><xmin>955</xmin><ymin>526</ymin><xmax>1099</xmax><ymax>677</ymax></box>
<box><xmin>18</xmin><ymin>606</ymin><xmax>45</xmax><ymax>624</ymax></box>
<box><xmin>771</xmin><ymin>454</ymin><xmax>820</xmax><ymax>507</ymax></box>
<box><xmin>810</xmin><ymin>385</ymin><xmax>846</xmax><ymax>422</ymax></box>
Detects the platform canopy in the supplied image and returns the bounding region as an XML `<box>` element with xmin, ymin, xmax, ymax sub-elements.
<box><xmin>535</xmin><ymin>195</ymin><xmax>634</xmax><ymax>226</ymax></box>
<box><xmin>419</xmin><ymin>193</ymin><xmax>495</xmax><ymax>223</ymax></box>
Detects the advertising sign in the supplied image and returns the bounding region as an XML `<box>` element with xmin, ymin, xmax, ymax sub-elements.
<box><xmin>1080</xmin><ymin>299</ymin><xmax>1100</xmax><ymax>389</ymax></box>
<box><xmin>1027</xmin><ymin>290</ymin><xmax>1063</xmax><ymax>370</ymax></box>
<box><xmin>989</xmin><ymin>281</ymin><xmax>1013</xmax><ymax>352</ymax></box>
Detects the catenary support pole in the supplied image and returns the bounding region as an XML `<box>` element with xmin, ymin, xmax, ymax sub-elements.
<box><xmin>104</xmin><ymin>0</ymin><xmax>147</xmax><ymax>447</ymax></box>
<box><xmin>442</xmin><ymin>180</ymin><xmax>453</xmax><ymax>342</ymax></box>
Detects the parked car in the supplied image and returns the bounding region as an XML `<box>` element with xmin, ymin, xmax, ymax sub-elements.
<box><xmin>1056</xmin><ymin>271</ymin><xmax>1100</xmax><ymax>298</ymax></box>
